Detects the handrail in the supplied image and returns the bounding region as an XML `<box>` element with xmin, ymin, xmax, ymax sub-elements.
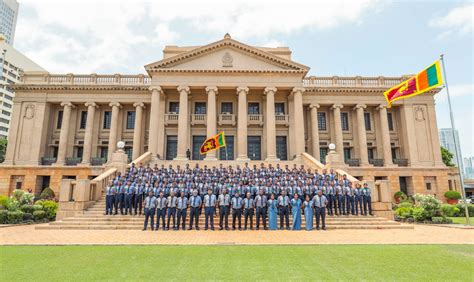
<box><xmin>301</xmin><ymin>152</ymin><xmax>325</xmax><ymax>170</ymax></box>
<box><xmin>129</xmin><ymin>151</ymin><xmax>153</xmax><ymax>167</ymax></box>
<box><xmin>301</xmin><ymin>152</ymin><xmax>360</xmax><ymax>184</ymax></box>
<box><xmin>91</xmin><ymin>168</ymin><xmax>117</xmax><ymax>183</ymax></box>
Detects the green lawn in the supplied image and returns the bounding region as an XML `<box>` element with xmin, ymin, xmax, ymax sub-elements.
<box><xmin>449</xmin><ymin>217</ymin><xmax>474</xmax><ymax>226</ymax></box>
<box><xmin>1</xmin><ymin>245</ymin><xmax>473</xmax><ymax>281</ymax></box>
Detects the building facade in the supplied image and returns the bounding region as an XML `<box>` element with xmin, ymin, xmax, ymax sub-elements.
<box><xmin>439</xmin><ymin>128</ymin><xmax>463</xmax><ymax>168</ymax></box>
<box><xmin>0</xmin><ymin>0</ymin><xmax>18</xmax><ymax>45</ymax></box>
<box><xmin>0</xmin><ymin>36</ymin><xmax>45</xmax><ymax>139</ymax></box>
<box><xmin>0</xmin><ymin>35</ymin><xmax>460</xmax><ymax>199</ymax></box>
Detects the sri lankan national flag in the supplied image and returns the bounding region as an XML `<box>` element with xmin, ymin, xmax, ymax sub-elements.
<box><xmin>384</xmin><ymin>60</ymin><xmax>443</xmax><ymax>108</ymax></box>
<box><xmin>200</xmin><ymin>132</ymin><xmax>226</xmax><ymax>154</ymax></box>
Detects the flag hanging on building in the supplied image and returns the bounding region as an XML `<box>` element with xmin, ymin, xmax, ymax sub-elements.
<box><xmin>199</xmin><ymin>132</ymin><xmax>226</xmax><ymax>154</ymax></box>
<box><xmin>384</xmin><ymin>60</ymin><xmax>443</xmax><ymax>108</ymax></box>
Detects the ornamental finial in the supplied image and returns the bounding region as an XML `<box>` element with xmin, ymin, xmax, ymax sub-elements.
<box><xmin>224</xmin><ymin>33</ymin><xmax>231</xmax><ymax>39</ymax></box>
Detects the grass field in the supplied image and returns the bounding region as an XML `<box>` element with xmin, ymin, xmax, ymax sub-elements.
<box><xmin>449</xmin><ymin>217</ymin><xmax>474</xmax><ymax>225</ymax></box>
<box><xmin>1</xmin><ymin>245</ymin><xmax>473</xmax><ymax>281</ymax></box>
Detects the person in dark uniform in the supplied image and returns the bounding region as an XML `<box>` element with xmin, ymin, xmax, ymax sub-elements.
<box><xmin>105</xmin><ymin>180</ymin><xmax>115</xmax><ymax>215</ymax></box>
<box><xmin>143</xmin><ymin>191</ymin><xmax>156</xmax><ymax>231</ymax></box>
<box><xmin>176</xmin><ymin>191</ymin><xmax>188</xmax><ymax>230</ymax></box>
<box><xmin>188</xmin><ymin>189</ymin><xmax>202</xmax><ymax>230</ymax></box>
<box><xmin>362</xmin><ymin>183</ymin><xmax>373</xmax><ymax>216</ymax></box>
<box><xmin>278</xmin><ymin>190</ymin><xmax>290</xmax><ymax>230</ymax></box>
<box><xmin>243</xmin><ymin>192</ymin><xmax>255</xmax><ymax>230</ymax></box>
<box><xmin>231</xmin><ymin>191</ymin><xmax>243</xmax><ymax>230</ymax></box>
<box><xmin>155</xmin><ymin>190</ymin><xmax>167</xmax><ymax>231</ymax></box>
<box><xmin>313</xmin><ymin>190</ymin><xmax>328</xmax><ymax>230</ymax></box>
<box><xmin>135</xmin><ymin>183</ymin><xmax>144</xmax><ymax>216</ymax></box>
<box><xmin>255</xmin><ymin>190</ymin><xmax>267</xmax><ymax>230</ymax></box>
<box><xmin>218</xmin><ymin>188</ymin><xmax>231</xmax><ymax>230</ymax></box>
<box><xmin>166</xmin><ymin>191</ymin><xmax>178</xmax><ymax>230</ymax></box>
<box><xmin>203</xmin><ymin>188</ymin><xmax>217</xmax><ymax>230</ymax></box>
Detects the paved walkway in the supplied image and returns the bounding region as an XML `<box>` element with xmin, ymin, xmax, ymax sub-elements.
<box><xmin>1</xmin><ymin>223</ymin><xmax>473</xmax><ymax>245</ymax></box>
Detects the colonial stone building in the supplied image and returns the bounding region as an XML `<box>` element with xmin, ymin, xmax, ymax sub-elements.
<box><xmin>0</xmin><ymin>35</ymin><xmax>460</xmax><ymax>199</ymax></box>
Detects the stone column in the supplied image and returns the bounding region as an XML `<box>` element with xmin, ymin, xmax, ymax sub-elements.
<box><xmin>332</xmin><ymin>103</ymin><xmax>344</xmax><ymax>155</ymax></box>
<box><xmin>264</xmin><ymin>87</ymin><xmax>278</xmax><ymax>161</ymax></box>
<box><xmin>292</xmin><ymin>87</ymin><xmax>305</xmax><ymax>158</ymax></box>
<box><xmin>354</xmin><ymin>104</ymin><xmax>369</xmax><ymax>166</ymax></box>
<box><xmin>175</xmin><ymin>86</ymin><xmax>190</xmax><ymax>160</ymax></box>
<box><xmin>148</xmin><ymin>86</ymin><xmax>163</xmax><ymax>158</ymax></box>
<box><xmin>204</xmin><ymin>86</ymin><xmax>218</xmax><ymax>160</ymax></box>
<box><xmin>132</xmin><ymin>102</ymin><xmax>145</xmax><ymax>161</ymax></box>
<box><xmin>236</xmin><ymin>86</ymin><xmax>249</xmax><ymax>160</ymax></box>
<box><xmin>309</xmin><ymin>104</ymin><xmax>320</xmax><ymax>161</ymax></box>
<box><xmin>107</xmin><ymin>102</ymin><xmax>121</xmax><ymax>162</ymax></box>
<box><xmin>377</xmin><ymin>105</ymin><xmax>394</xmax><ymax>166</ymax></box>
<box><xmin>427</xmin><ymin>103</ymin><xmax>444</xmax><ymax>167</ymax></box>
<box><xmin>55</xmin><ymin>102</ymin><xmax>74</xmax><ymax>165</ymax></box>
<box><xmin>80</xmin><ymin>102</ymin><xmax>97</xmax><ymax>165</ymax></box>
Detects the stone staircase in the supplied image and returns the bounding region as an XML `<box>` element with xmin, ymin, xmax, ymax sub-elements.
<box><xmin>37</xmin><ymin>195</ymin><xmax>412</xmax><ymax>230</ymax></box>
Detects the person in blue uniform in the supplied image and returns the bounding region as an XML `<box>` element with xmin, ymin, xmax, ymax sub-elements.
<box><xmin>243</xmin><ymin>192</ymin><xmax>255</xmax><ymax>230</ymax></box>
<box><xmin>218</xmin><ymin>188</ymin><xmax>231</xmax><ymax>230</ymax></box>
<box><xmin>143</xmin><ymin>191</ymin><xmax>156</xmax><ymax>231</ymax></box>
<box><xmin>203</xmin><ymin>188</ymin><xmax>217</xmax><ymax>230</ymax></box>
<box><xmin>155</xmin><ymin>190</ymin><xmax>167</xmax><ymax>231</ymax></box>
<box><xmin>254</xmin><ymin>190</ymin><xmax>268</xmax><ymax>230</ymax></box>
<box><xmin>135</xmin><ymin>183</ymin><xmax>144</xmax><ymax>215</ymax></box>
<box><xmin>354</xmin><ymin>183</ymin><xmax>363</xmax><ymax>215</ymax></box>
<box><xmin>291</xmin><ymin>193</ymin><xmax>302</xmax><ymax>230</ymax></box>
<box><xmin>188</xmin><ymin>189</ymin><xmax>202</xmax><ymax>230</ymax></box>
<box><xmin>231</xmin><ymin>191</ymin><xmax>243</xmax><ymax>230</ymax></box>
<box><xmin>313</xmin><ymin>190</ymin><xmax>328</xmax><ymax>230</ymax></box>
<box><xmin>105</xmin><ymin>181</ymin><xmax>115</xmax><ymax>215</ymax></box>
<box><xmin>304</xmin><ymin>194</ymin><xmax>313</xmax><ymax>231</ymax></box>
<box><xmin>267</xmin><ymin>193</ymin><xmax>278</xmax><ymax>230</ymax></box>
<box><xmin>362</xmin><ymin>183</ymin><xmax>373</xmax><ymax>216</ymax></box>
<box><xmin>278</xmin><ymin>190</ymin><xmax>290</xmax><ymax>230</ymax></box>
<box><xmin>176</xmin><ymin>191</ymin><xmax>188</xmax><ymax>230</ymax></box>
<box><xmin>166</xmin><ymin>191</ymin><xmax>178</xmax><ymax>230</ymax></box>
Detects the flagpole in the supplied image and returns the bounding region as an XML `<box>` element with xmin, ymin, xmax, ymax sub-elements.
<box><xmin>440</xmin><ymin>54</ymin><xmax>470</xmax><ymax>225</ymax></box>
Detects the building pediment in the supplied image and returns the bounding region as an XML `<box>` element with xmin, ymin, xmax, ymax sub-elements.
<box><xmin>145</xmin><ymin>34</ymin><xmax>309</xmax><ymax>76</ymax></box>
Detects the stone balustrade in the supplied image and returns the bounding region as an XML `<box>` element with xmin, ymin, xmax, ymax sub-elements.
<box><xmin>302</xmin><ymin>76</ymin><xmax>405</xmax><ymax>88</ymax></box>
<box><xmin>218</xmin><ymin>113</ymin><xmax>236</xmax><ymax>125</ymax></box>
<box><xmin>164</xmin><ymin>113</ymin><xmax>179</xmax><ymax>125</ymax></box>
<box><xmin>191</xmin><ymin>114</ymin><xmax>207</xmax><ymax>125</ymax></box>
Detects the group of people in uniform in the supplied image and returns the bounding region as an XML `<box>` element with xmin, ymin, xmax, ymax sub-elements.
<box><xmin>104</xmin><ymin>163</ymin><xmax>374</xmax><ymax>231</ymax></box>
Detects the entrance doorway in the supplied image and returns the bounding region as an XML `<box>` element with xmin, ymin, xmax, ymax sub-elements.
<box><xmin>166</xmin><ymin>136</ymin><xmax>178</xmax><ymax>160</ymax></box>
<box><xmin>247</xmin><ymin>136</ymin><xmax>261</xmax><ymax>160</ymax></box>
<box><xmin>192</xmin><ymin>136</ymin><xmax>206</xmax><ymax>160</ymax></box>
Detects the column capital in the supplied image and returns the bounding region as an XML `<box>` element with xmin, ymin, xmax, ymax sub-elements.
<box><xmin>177</xmin><ymin>85</ymin><xmax>190</xmax><ymax>94</ymax></box>
<box><xmin>149</xmin><ymin>86</ymin><xmax>163</xmax><ymax>94</ymax></box>
<box><xmin>133</xmin><ymin>102</ymin><xmax>146</xmax><ymax>109</ymax></box>
<box><xmin>291</xmin><ymin>87</ymin><xmax>305</xmax><ymax>95</ymax></box>
<box><xmin>263</xmin><ymin>87</ymin><xmax>277</xmax><ymax>95</ymax></box>
<box><xmin>354</xmin><ymin>104</ymin><xmax>367</xmax><ymax>110</ymax></box>
<box><xmin>109</xmin><ymin>102</ymin><xmax>122</xmax><ymax>108</ymax></box>
<box><xmin>85</xmin><ymin>102</ymin><xmax>98</xmax><ymax>108</ymax></box>
<box><xmin>205</xmin><ymin>86</ymin><xmax>218</xmax><ymax>95</ymax></box>
<box><xmin>60</xmin><ymin>102</ymin><xmax>74</xmax><ymax>108</ymax></box>
<box><xmin>376</xmin><ymin>104</ymin><xmax>387</xmax><ymax>111</ymax></box>
<box><xmin>236</xmin><ymin>86</ymin><xmax>249</xmax><ymax>95</ymax></box>
<box><xmin>309</xmin><ymin>103</ymin><xmax>320</xmax><ymax>109</ymax></box>
<box><xmin>331</xmin><ymin>103</ymin><xmax>343</xmax><ymax>110</ymax></box>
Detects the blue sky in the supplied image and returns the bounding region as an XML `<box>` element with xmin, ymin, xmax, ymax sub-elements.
<box><xmin>14</xmin><ymin>0</ymin><xmax>473</xmax><ymax>157</ymax></box>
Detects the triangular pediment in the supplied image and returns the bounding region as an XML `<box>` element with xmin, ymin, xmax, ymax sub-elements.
<box><xmin>145</xmin><ymin>36</ymin><xmax>309</xmax><ymax>75</ymax></box>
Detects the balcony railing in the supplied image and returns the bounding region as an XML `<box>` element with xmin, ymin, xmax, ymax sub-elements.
<box><xmin>346</xmin><ymin>159</ymin><xmax>360</xmax><ymax>167</ymax></box>
<box><xmin>218</xmin><ymin>114</ymin><xmax>236</xmax><ymax>125</ymax></box>
<box><xmin>26</xmin><ymin>73</ymin><xmax>152</xmax><ymax>86</ymax></box>
<box><xmin>65</xmin><ymin>157</ymin><xmax>82</xmax><ymax>166</ymax></box>
<box><xmin>369</xmin><ymin>158</ymin><xmax>384</xmax><ymax>167</ymax></box>
<box><xmin>393</xmin><ymin>158</ymin><xmax>408</xmax><ymax>167</ymax></box>
<box><xmin>275</xmin><ymin>114</ymin><xmax>289</xmax><ymax>126</ymax></box>
<box><xmin>164</xmin><ymin>113</ymin><xmax>179</xmax><ymax>125</ymax></box>
<box><xmin>248</xmin><ymin>114</ymin><xmax>263</xmax><ymax>126</ymax></box>
<box><xmin>191</xmin><ymin>114</ymin><xmax>206</xmax><ymax>125</ymax></box>
<box><xmin>41</xmin><ymin>157</ymin><xmax>56</xmax><ymax>166</ymax></box>
<box><xmin>91</xmin><ymin>157</ymin><xmax>107</xmax><ymax>166</ymax></box>
<box><xmin>302</xmin><ymin>76</ymin><xmax>405</xmax><ymax>88</ymax></box>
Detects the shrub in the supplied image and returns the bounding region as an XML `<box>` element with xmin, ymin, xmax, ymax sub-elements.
<box><xmin>39</xmin><ymin>187</ymin><xmax>55</xmax><ymax>200</ymax></box>
<box><xmin>444</xmin><ymin>191</ymin><xmax>461</xmax><ymax>200</ymax></box>
<box><xmin>36</xmin><ymin>200</ymin><xmax>58</xmax><ymax>220</ymax></box>
<box><xmin>441</xmin><ymin>204</ymin><xmax>460</xmax><ymax>217</ymax></box>
<box><xmin>412</xmin><ymin>207</ymin><xmax>427</xmax><ymax>222</ymax></box>
<box><xmin>398</xmin><ymin>201</ymin><xmax>413</xmax><ymax>209</ymax></box>
<box><xmin>0</xmin><ymin>195</ymin><xmax>8</xmax><ymax>208</ymax></box>
<box><xmin>32</xmin><ymin>204</ymin><xmax>43</xmax><ymax>211</ymax></box>
<box><xmin>6</xmin><ymin>198</ymin><xmax>20</xmax><ymax>212</ymax></box>
<box><xmin>432</xmin><ymin>217</ymin><xmax>453</xmax><ymax>224</ymax></box>
<box><xmin>413</xmin><ymin>194</ymin><xmax>441</xmax><ymax>219</ymax></box>
<box><xmin>20</xmin><ymin>205</ymin><xmax>36</xmax><ymax>214</ymax></box>
<box><xmin>7</xmin><ymin>210</ymin><xmax>24</xmax><ymax>224</ymax></box>
<box><xmin>33</xmin><ymin>210</ymin><xmax>46</xmax><ymax>221</ymax></box>
<box><xmin>21</xmin><ymin>192</ymin><xmax>34</xmax><ymax>205</ymax></box>
<box><xmin>0</xmin><ymin>210</ymin><xmax>7</xmax><ymax>224</ymax></box>
<box><xmin>12</xmin><ymin>189</ymin><xmax>25</xmax><ymax>201</ymax></box>
<box><xmin>22</xmin><ymin>212</ymin><xmax>33</xmax><ymax>221</ymax></box>
<box><xmin>455</xmin><ymin>203</ymin><xmax>474</xmax><ymax>217</ymax></box>
<box><xmin>394</xmin><ymin>191</ymin><xmax>407</xmax><ymax>200</ymax></box>
<box><xmin>395</xmin><ymin>207</ymin><xmax>413</xmax><ymax>219</ymax></box>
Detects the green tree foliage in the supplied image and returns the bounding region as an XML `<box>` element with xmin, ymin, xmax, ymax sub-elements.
<box><xmin>0</xmin><ymin>138</ymin><xmax>6</xmax><ymax>163</ymax></box>
<box><xmin>441</xmin><ymin>147</ymin><xmax>455</xmax><ymax>167</ymax></box>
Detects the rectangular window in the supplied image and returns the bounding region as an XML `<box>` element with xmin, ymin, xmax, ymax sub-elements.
<box><xmin>387</xmin><ymin>112</ymin><xmax>394</xmax><ymax>131</ymax></box>
<box><xmin>103</xmin><ymin>111</ymin><xmax>112</xmax><ymax>129</ymax></box>
<box><xmin>364</xmin><ymin>112</ymin><xmax>371</xmax><ymax>131</ymax></box>
<box><xmin>320</xmin><ymin>148</ymin><xmax>328</xmax><ymax>164</ymax></box>
<box><xmin>126</xmin><ymin>111</ymin><xmax>135</xmax><ymax>129</ymax></box>
<box><xmin>344</xmin><ymin>148</ymin><xmax>351</xmax><ymax>162</ymax></box>
<box><xmin>76</xmin><ymin>146</ymin><xmax>83</xmax><ymax>159</ymax></box>
<box><xmin>275</xmin><ymin>103</ymin><xmax>285</xmax><ymax>115</ymax></box>
<box><xmin>56</xmin><ymin>111</ymin><xmax>63</xmax><ymax>129</ymax></box>
<box><xmin>341</xmin><ymin>112</ymin><xmax>349</xmax><ymax>131</ymax></box>
<box><xmin>79</xmin><ymin>111</ymin><xmax>87</xmax><ymax>129</ymax></box>
<box><xmin>368</xmin><ymin>148</ymin><xmax>374</xmax><ymax>160</ymax></box>
<box><xmin>219</xmin><ymin>135</ymin><xmax>234</xmax><ymax>160</ymax></box>
<box><xmin>391</xmin><ymin>148</ymin><xmax>397</xmax><ymax>160</ymax></box>
<box><xmin>221</xmin><ymin>102</ymin><xmax>233</xmax><ymax>114</ymax></box>
<box><xmin>317</xmin><ymin>112</ymin><xmax>326</xmax><ymax>131</ymax></box>
<box><xmin>100</xmin><ymin>147</ymin><xmax>108</xmax><ymax>160</ymax></box>
<box><xmin>124</xmin><ymin>147</ymin><xmax>133</xmax><ymax>162</ymax></box>
<box><xmin>194</xmin><ymin>102</ymin><xmax>206</xmax><ymax>114</ymax></box>
<box><xmin>248</xmin><ymin>103</ymin><xmax>260</xmax><ymax>115</ymax></box>
<box><xmin>426</xmin><ymin>182</ymin><xmax>432</xmax><ymax>190</ymax></box>
<box><xmin>169</xmin><ymin>102</ymin><xmax>179</xmax><ymax>113</ymax></box>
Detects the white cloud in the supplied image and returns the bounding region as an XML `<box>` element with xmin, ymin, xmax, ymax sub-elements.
<box><xmin>430</xmin><ymin>3</ymin><xmax>474</xmax><ymax>38</ymax></box>
<box><xmin>435</xmin><ymin>84</ymin><xmax>473</xmax><ymax>102</ymax></box>
<box><xmin>15</xmin><ymin>0</ymin><xmax>383</xmax><ymax>73</ymax></box>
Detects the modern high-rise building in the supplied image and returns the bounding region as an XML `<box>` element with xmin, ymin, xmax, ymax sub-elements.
<box><xmin>439</xmin><ymin>128</ymin><xmax>463</xmax><ymax>167</ymax></box>
<box><xmin>0</xmin><ymin>36</ymin><xmax>45</xmax><ymax>139</ymax></box>
<box><xmin>464</xmin><ymin>157</ymin><xmax>474</xmax><ymax>179</ymax></box>
<box><xmin>0</xmin><ymin>0</ymin><xmax>19</xmax><ymax>45</ymax></box>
